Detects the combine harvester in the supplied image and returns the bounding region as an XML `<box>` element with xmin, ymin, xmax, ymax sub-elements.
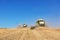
<box><xmin>23</xmin><ymin>24</ymin><xmax>27</xmax><ymax>27</ymax></box>
<box><xmin>31</xmin><ymin>19</ymin><xmax>46</xmax><ymax>29</ymax></box>
<box><xmin>36</xmin><ymin>19</ymin><xmax>45</xmax><ymax>27</ymax></box>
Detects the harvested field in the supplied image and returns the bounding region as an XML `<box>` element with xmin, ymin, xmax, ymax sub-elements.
<box><xmin>0</xmin><ymin>27</ymin><xmax>60</xmax><ymax>40</ymax></box>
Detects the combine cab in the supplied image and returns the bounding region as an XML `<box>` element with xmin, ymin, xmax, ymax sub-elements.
<box><xmin>36</xmin><ymin>19</ymin><xmax>45</xmax><ymax>27</ymax></box>
<box><xmin>23</xmin><ymin>24</ymin><xmax>27</xmax><ymax>27</ymax></box>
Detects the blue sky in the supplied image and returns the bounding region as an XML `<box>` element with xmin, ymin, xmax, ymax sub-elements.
<box><xmin>0</xmin><ymin>0</ymin><xmax>60</xmax><ymax>28</ymax></box>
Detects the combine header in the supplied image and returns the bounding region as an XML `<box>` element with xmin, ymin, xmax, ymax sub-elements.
<box><xmin>30</xmin><ymin>26</ymin><xmax>36</xmax><ymax>29</ymax></box>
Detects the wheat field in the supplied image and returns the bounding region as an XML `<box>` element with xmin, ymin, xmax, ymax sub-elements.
<box><xmin>0</xmin><ymin>27</ymin><xmax>60</xmax><ymax>40</ymax></box>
